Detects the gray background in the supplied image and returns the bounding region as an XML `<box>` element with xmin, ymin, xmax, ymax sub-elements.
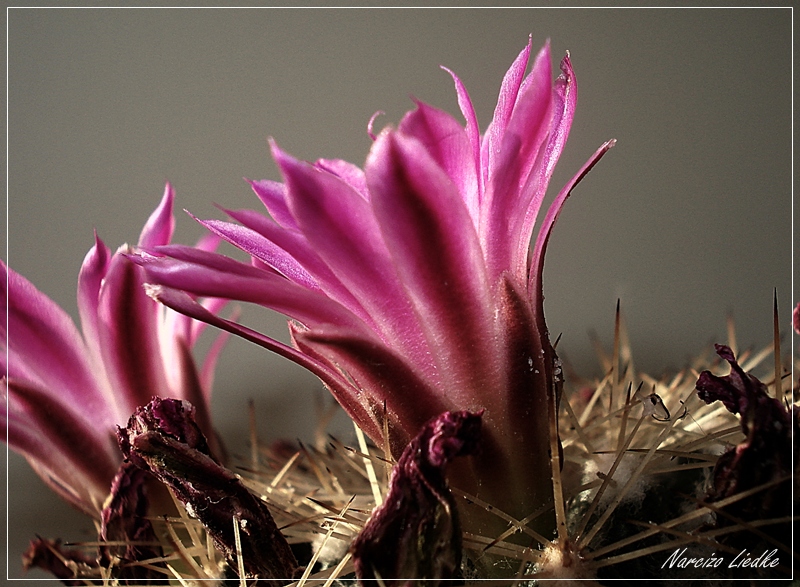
<box><xmin>4</xmin><ymin>7</ymin><xmax>792</xmax><ymax>582</ymax></box>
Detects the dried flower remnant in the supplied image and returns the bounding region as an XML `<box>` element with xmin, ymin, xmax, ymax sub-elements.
<box><xmin>98</xmin><ymin>462</ymin><xmax>164</xmax><ymax>581</ymax></box>
<box><xmin>350</xmin><ymin>410</ymin><xmax>482</xmax><ymax>586</ymax></box>
<box><xmin>2</xmin><ymin>184</ymin><xmax>228</xmax><ymax>517</ymax></box>
<box><xmin>135</xmin><ymin>38</ymin><xmax>614</xmax><ymax>539</ymax></box>
<box><xmin>695</xmin><ymin>344</ymin><xmax>792</xmax><ymax>557</ymax></box>
<box><xmin>22</xmin><ymin>462</ymin><xmax>163</xmax><ymax>584</ymax></box>
<box><xmin>118</xmin><ymin>397</ymin><xmax>298</xmax><ymax>584</ymax></box>
<box><xmin>22</xmin><ymin>538</ymin><xmax>100</xmax><ymax>586</ymax></box>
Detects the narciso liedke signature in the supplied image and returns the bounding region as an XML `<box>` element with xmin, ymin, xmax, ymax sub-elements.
<box><xmin>662</xmin><ymin>547</ymin><xmax>780</xmax><ymax>571</ymax></box>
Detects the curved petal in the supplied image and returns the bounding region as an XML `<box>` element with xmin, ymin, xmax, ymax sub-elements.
<box><xmin>138</xmin><ymin>183</ymin><xmax>175</xmax><ymax>248</ymax></box>
<box><xmin>512</xmin><ymin>51</ymin><xmax>578</xmax><ymax>277</ymax></box>
<box><xmin>366</xmin><ymin>131</ymin><xmax>499</xmax><ymax>395</ymax></box>
<box><xmin>135</xmin><ymin>246</ymin><xmax>369</xmax><ymax>333</ymax></box>
<box><xmin>542</xmin><ymin>52</ymin><xmax>578</xmax><ymax>188</ymax></box>
<box><xmin>1</xmin><ymin>262</ymin><xmax>112</xmax><ymax>417</ymax></box>
<box><xmin>274</xmin><ymin>142</ymin><xmax>433</xmax><ymax>361</ymax></box>
<box><xmin>248</xmin><ymin>178</ymin><xmax>299</xmax><ymax>231</ymax></box>
<box><xmin>398</xmin><ymin>100</ymin><xmax>478</xmax><ymax>226</ymax></box>
<box><xmin>97</xmin><ymin>251</ymin><xmax>170</xmax><ymax>418</ymax></box>
<box><xmin>3</xmin><ymin>378</ymin><xmax>120</xmax><ymax>515</ymax></box>
<box><xmin>219</xmin><ymin>206</ymin><xmax>372</xmax><ymax>322</ymax></box>
<box><xmin>145</xmin><ymin>284</ymin><xmax>383</xmax><ymax>442</ymax></box>
<box><xmin>481</xmin><ymin>42</ymin><xmax>554</xmax><ymax>283</ymax></box>
<box><xmin>529</xmin><ymin>140</ymin><xmax>616</xmax><ymax>315</ymax></box>
<box><xmin>76</xmin><ymin>232</ymin><xmax>112</xmax><ymax>371</ymax></box>
<box><xmin>481</xmin><ymin>37</ymin><xmax>532</xmax><ymax>186</ymax></box>
<box><xmin>501</xmin><ymin>41</ymin><xmax>554</xmax><ymax>193</ymax></box>
<box><xmin>442</xmin><ymin>65</ymin><xmax>482</xmax><ymax>205</ymax></box>
<box><xmin>194</xmin><ymin>216</ymin><xmax>319</xmax><ymax>290</ymax></box>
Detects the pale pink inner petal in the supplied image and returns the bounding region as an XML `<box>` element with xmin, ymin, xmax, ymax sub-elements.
<box><xmin>441</xmin><ymin>65</ymin><xmax>483</xmax><ymax>210</ymax></box>
<box><xmin>481</xmin><ymin>37</ymin><xmax>533</xmax><ymax>186</ymax></box>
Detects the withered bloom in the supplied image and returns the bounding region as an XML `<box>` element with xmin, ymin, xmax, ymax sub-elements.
<box><xmin>23</xmin><ymin>461</ymin><xmax>164</xmax><ymax>584</ymax></box>
<box><xmin>22</xmin><ymin>539</ymin><xmax>99</xmax><ymax>586</ymax></box>
<box><xmin>118</xmin><ymin>397</ymin><xmax>298</xmax><ymax>584</ymax></box>
<box><xmin>98</xmin><ymin>462</ymin><xmax>164</xmax><ymax>582</ymax></box>
<box><xmin>695</xmin><ymin>344</ymin><xmax>792</xmax><ymax>555</ymax></box>
<box><xmin>350</xmin><ymin>410</ymin><xmax>482</xmax><ymax>586</ymax></box>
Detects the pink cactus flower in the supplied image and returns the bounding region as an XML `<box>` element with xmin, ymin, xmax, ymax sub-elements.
<box><xmin>2</xmin><ymin>185</ymin><xmax>226</xmax><ymax>517</ymax></box>
<box><xmin>135</xmin><ymin>39</ymin><xmax>614</xmax><ymax>536</ymax></box>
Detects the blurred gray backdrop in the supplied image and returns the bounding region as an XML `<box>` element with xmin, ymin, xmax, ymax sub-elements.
<box><xmin>4</xmin><ymin>7</ymin><xmax>792</xmax><ymax>582</ymax></box>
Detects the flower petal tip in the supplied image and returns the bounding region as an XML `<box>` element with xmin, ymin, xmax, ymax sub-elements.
<box><xmin>367</xmin><ymin>110</ymin><xmax>385</xmax><ymax>140</ymax></box>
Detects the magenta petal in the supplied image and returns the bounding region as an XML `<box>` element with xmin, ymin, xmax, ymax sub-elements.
<box><xmin>481</xmin><ymin>43</ymin><xmax>553</xmax><ymax>282</ymax></box>
<box><xmin>248</xmin><ymin>178</ymin><xmax>299</xmax><ymax>230</ymax></box>
<box><xmin>143</xmin><ymin>243</ymin><xmax>280</xmax><ymax>278</ymax></box>
<box><xmin>442</xmin><ymin>65</ymin><xmax>482</xmax><ymax>202</ymax></box>
<box><xmin>2</xmin><ymin>262</ymin><xmax>111</xmax><ymax>415</ymax></box>
<box><xmin>4</xmin><ymin>378</ymin><xmax>120</xmax><ymax>515</ymax></box>
<box><xmin>195</xmin><ymin>216</ymin><xmax>319</xmax><ymax>289</ymax></box>
<box><xmin>481</xmin><ymin>37</ymin><xmax>532</xmax><ymax>183</ymax></box>
<box><xmin>138</xmin><ymin>182</ymin><xmax>176</xmax><ymax>248</ymax></box>
<box><xmin>542</xmin><ymin>52</ymin><xmax>578</xmax><ymax>185</ymax></box>
<box><xmin>97</xmin><ymin>253</ymin><xmax>170</xmax><ymax>417</ymax></box>
<box><xmin>76</xmin><ymin>233</ymin><xmax>112</xmax><ymax>369</ymax></box>
<box><xmin>366</xmin><ymin>131</ymin><xmax>498</xmax><ymax>394</ymax></box>
<box><xmin>529</xmin><ymin>140</ymin><xmax>616</xmax><ymax>306</ymax></box>
<box><xmin>275</xmin><ymin>144</ymin><xmax>390</xmax><ymax>281</ymax></box>
<box><xmin>274</xmin><ymin>143</ymin><xmax>430</xmax><ymax>351</ymax></box>
<box><xmin>503</xmin><ymin>41</ymin><xmax>554</xmax><ymax>188</ymax></box>
<box><xmin>315</xmin><ymin>158</ymin><xmax>369</xmax><ymax>198</ymax></box>
<box><xmin>398</xmin><ymin>101</ymin><xmax>478</xmax><ymax>222</ymax></box>
<box><xmin>222</xmin><ymin>207</ymin><xmax>371</xmax><ymax>319</ymax></box>
<box><xmin>511</xmin><ymin>51</ymin><xmax>578</xmax><ymax>275</ymax></box>
<box><xmin>136</xmin><ymin>247</ymin><xmax>367</xmax><ymax>332</ymax></box>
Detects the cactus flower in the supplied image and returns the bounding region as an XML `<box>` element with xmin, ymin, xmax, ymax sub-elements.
<box><xmin>2</xmin><ymin>185</ymin><xmax>227</xmax><ymax>516</ymax></box>
<box><xmin>135</xmin><ymin>39</ymin><xmax>614</xmax><ymax>537</ymax></box>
